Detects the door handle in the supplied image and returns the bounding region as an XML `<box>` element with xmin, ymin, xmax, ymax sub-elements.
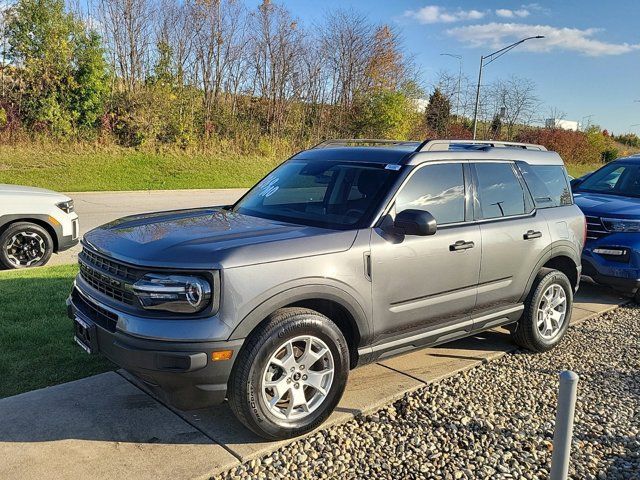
<box><xmin>523</xmin><ymin>230</ymin><xmax>542</xmax><ymax>240</ymax></box>
<box><xmin>450</xmin><ymin>240</ymin><xmax>475</xmax><ymax>251</ymax></box>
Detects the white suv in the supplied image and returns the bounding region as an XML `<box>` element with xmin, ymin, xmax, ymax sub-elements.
<box><xmin>0</xmin><ymin>184</ymin><xmax>79</xmax><ymax>269</ymax></box>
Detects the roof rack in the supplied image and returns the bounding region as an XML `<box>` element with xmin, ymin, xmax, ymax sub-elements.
<box><xmin>312</xmin><ymin>139</ymin><xmax>421</xmax><ymax>149</ymax></box>
<box><xmin>418</xmin><ymin>139</ymin><xmax>547</xmax><ymax>152</ymax></box>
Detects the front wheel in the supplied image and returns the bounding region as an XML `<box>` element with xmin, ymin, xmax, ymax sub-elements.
<box><xmin>0</xmin><ymin>222</ymin><xmax>53</xmax><ymax>269</ymax></box>
<box><xmin>511</xmin><ymin>269</ymin><xmax>573</xmax><ymax>352</ymax></box>
<box><xmin>228</xmin><ymin>308</ymin><xmax>349</xmax><ymax>440</ymax></box>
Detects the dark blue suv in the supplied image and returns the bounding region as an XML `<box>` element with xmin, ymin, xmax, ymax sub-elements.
<box><xmin>572</xmin><ymin>155</ymin><xmax>640</xmax><ymax>301</ymax></box>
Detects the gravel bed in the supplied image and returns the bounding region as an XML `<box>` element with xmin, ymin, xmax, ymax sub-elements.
<box><xmin>215</xmin><ymin>306</ymin><xmax>640</xmax><ymax>480</ymax></box>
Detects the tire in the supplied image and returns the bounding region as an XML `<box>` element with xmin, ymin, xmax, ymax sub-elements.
<box><xmin>0</xmin><ymin>222</ymin><xmax>53</xmax><ymax>269</ymax></box>
<box><xmin>228</xmin><ymin>307</ymin><xmax>349</xmax><ymax>440</ymax></box>
<box><xmin>511</xmin><ymin>268</ymin><xmax>573</xmax><ymax>352</ymax></box>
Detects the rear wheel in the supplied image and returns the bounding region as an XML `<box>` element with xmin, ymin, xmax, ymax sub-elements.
<box><xmin>511</xmin><ymin>269</ymin><xmax>572</xmax><ymax>352</ymax></box>
<box><xmin>228</xmin><ymin>308</ymin><xmax>349</xmax><ymax>440</ymax></box>
<box><xmin>0</xmin><ymin>222</ymin><xmax>53</xmax><ymax>269</ymax></box>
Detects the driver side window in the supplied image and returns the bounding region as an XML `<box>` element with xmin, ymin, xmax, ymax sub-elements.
<box><xmin>396</xmin><ymin>163</ymin><xmax>466</xmax><ymax>225</ymax></box>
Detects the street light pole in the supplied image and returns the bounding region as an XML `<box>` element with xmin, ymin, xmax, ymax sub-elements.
<box><xmin>472</xmin><ymin>35</ymin><xmax>545</xmax><ymax>140</ymax></box>
<box><xmin>582</xmin><ymin>114</ymin><xmax>594</xmax><ymax>131</ymax></box>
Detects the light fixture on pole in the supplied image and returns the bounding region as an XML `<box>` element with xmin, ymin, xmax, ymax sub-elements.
<box><xmin>440</xmin><ymin>53</ymin><xmax>463</xmax><ymax>119</ymax></box>
<box><xmin>472</xmin><ymin>36</ymin><xmax>545</xmax><ymax>140</ymax></box>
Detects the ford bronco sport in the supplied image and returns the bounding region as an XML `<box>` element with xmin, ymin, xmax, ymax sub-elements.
<box><xmin>68</xmin><ymin>139</ymin><xmax>585</xmax><ymax>440</ymax></box>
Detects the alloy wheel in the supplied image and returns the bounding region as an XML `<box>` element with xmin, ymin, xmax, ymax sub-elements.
<box><xmin>261</xmin><ymin>335</ymin><xmax>334</xmax><ymax>421</ymax></box>
<box><xmin>536</xmin><ymin>284</ymin><xmax>567</xmax><ymax>339</ymax></box>
<box><xmin>4</xmin><ymin>231</ymin><xmax>47</xmax><ymax>267</ymax></box>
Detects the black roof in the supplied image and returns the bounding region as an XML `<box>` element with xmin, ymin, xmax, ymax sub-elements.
<box><xmin>292</xmin><ymin>146</ymin><xmax>418</xmax><ymax>165</ymax></box>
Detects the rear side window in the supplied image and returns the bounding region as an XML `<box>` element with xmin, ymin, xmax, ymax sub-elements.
<box><xmin>518</xmin><ymin>163</ymin><xmax>572</xmax><ymax>208</ymax></box>
<box><xmin>396</xmin><ymin>163</ymin><xmax>465</xmax><ymax>225</ymax></box>
<box><xmin>475</xmin><ymin>162</ymin><xmax>528</xmax><ymax>219</ymax></box>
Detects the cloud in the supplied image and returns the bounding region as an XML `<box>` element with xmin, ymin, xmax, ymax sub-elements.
<box><xmin>404</xmin><ymin>5</ymin><xmax>486</xmax><ymax>24</ymax></box>
<box><xmin>447</xmin><ymin>22</ymin><xmax>640</xmax><ymax>56</ymax></box>
<box><xmin>495</xmin><ymin>8</ymin><xmax>530</xmax><ymax>18</ymax></box>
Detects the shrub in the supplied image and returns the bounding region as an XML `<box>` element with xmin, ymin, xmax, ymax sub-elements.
<box><xmin>516</xmin><ymin>128</ymin><xmax>595</xmax><ymax>164</ymax></box>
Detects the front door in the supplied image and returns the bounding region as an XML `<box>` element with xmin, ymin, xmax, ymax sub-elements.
<box><xmin>369</xmin><ymin>162</ymin><xmax>481</xmax><ymax>344</ymax></box>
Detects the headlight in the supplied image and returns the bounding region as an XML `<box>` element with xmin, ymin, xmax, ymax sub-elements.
<box><xmin>602</xmin><ymin>218</ymin><xmax>640</xmax><ymax>233</ymax></box>
<box><xmin>132</xmin><ymin>274</ymin><xmax>212</xmax><ymax>313</ymax></box>
<box><xmin>56</xmin><ymin>200</ymin><xmax>74</xmax><ymax>213</ymax></box>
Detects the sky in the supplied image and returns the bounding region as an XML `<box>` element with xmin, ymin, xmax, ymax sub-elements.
<box><xmin>249</xmin><ymin>0</ymin><xmax>640</xmax><ymax>135</ymax></box>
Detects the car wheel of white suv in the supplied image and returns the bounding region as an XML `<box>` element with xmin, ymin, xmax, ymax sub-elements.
<box><xmin>0</xmin><ymin>222</ymin><xmax>53</xmax><ymax>269</ymax></box>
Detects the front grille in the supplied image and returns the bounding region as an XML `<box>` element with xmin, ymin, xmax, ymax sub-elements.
<box><xmin>78</xmin><ymin>247</ymin><xmax>142</xmax><ymax>305</ymax></box>
<box><xmin>80</xmin><ymin>248</ymin><xmax>139</xmax><ymax>282</ymax></box>
<box><xmin>585</xmin><ymin>215</ymin><xmax>608</xmax><ymax>240</ymax></box>
<box><xmin>72</xmin><ymin>288</ymin><xmax>118</xmax><ymax>332</ymax></box>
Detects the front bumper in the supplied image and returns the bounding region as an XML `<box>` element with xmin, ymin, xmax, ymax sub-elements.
<box><xmin>67</xmin><ymin>287</ymin><xmax>243</xmax><ymax>410</ymax></box>
<box><xmin>53</xmin><ymin>214</ymin><xmax>79</xmax><ymax>252</ymax></box>
<box><xmin>582</xmin><ymin>235</ymin><xmax>640</xmax><ymax>293</ymax></box>
<box><xmin>58</xmin><ymin>233</ymin><xmax>79</xmax><ymax>252</ymax></box>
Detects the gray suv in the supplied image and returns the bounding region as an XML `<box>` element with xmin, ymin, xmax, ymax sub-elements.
<box><xmin>67</xmin><ymin>139</ymin><xmax>585</xmax><ymax>439</ymax></box>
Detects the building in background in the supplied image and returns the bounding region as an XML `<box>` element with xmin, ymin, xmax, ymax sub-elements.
<box><xmin>545</xmin><ymin>118</ymin><xmax>582</xmax><ymax>131</ymax></box>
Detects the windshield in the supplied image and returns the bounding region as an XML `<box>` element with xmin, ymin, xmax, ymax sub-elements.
<box><xmin>233</xmin><ymin>160</ymin><xmax>400</xmax><ymax>229</ymax></box>
<box><xmin>577</xmin><ymin>162</ymin><xmax>640</xmax><ymax>197</ymax></box>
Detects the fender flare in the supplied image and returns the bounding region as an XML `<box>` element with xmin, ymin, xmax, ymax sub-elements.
<box><xmin>0</xmin><ymin>214</ymin><xmax>62</xmax><ymax>251</ymax></box>
<box><xmin>519</xmin><ymin>241</ymin><xmax>581</xmax><ymax>302</ymax></box>
<box><xmin>228</xmin><ymin>283</ymin><xmax>371</xmax><ymax>343</ymax></box>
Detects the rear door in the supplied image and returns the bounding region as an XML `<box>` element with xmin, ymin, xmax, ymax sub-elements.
<box><xmin>369</xmin><ymin>162</ymin><xmax>481</xmax><ymax>343</ymax></box>
<box><xmin>473</xmin><ymin>161</ymin><xmax>550</xmax><ymax>315</ymax></box>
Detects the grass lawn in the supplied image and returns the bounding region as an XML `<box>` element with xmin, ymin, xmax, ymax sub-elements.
<box><xmin>0</xmin><ymin>264</ymin><xmax>112</xmax><ymax>398</ymax></box>
<box><xmin>0</xmin><ymin>144</ymin><xmax>282</xmax><ymax>192</ymax></box>
<box><xmin>0</xmin><ymin>143</ymin><xmax>602</xmax><ymax>192</ymax></box>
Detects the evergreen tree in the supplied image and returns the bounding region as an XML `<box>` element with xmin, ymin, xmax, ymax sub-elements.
<box><xmin>425</xmin><ymin>88</ymin><xmax>451</xmax><ymax>136</ymax></box>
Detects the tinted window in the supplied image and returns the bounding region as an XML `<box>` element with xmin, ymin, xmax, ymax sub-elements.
<box><xmin>577</xmin><ymin>162</ymin><xmax>640</xmax><ymax>197</ymax></box>
<box><xmin>518</xmin><ymin>163</ymin><xmax>572</xmax><ymax>208</ymax></box>
<box><xmin>396</xmin><ymin>163</ymin><xmax>465</xmax><ymax>224</ymax></box>
<box><xmin>234</xmin><ymin>160</ymin><xmax>398</xmax><ymax>229</ymax></box>
<box><xmin>475</xmin><ymin>163</ymin><xmax>527</xmax><ymax>219</ymax></box>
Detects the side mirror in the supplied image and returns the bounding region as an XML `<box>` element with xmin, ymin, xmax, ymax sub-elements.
<box><xmin>394</xmin><ymin>209</ymin><xmax>437</xmax><ymax>236</ymax></box>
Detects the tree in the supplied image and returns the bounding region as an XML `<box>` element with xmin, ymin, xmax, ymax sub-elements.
<box><xmin>251</xmin><ymin>0</ymin><xmax>304</xmax><ymax>132</ymax></box>
<box><xmin>425</xmin><ymin>87</ymin><xmax>450</xmax><ymax>136</ymax></box>
<box><xmin>365</xmin><ymin>25</ymin><xmax>404</xmax><ymax>92</ymax></box>
<box><xmin>98</xmin><ymin>0</ymin><xmax>154</xmax><ymax>93</ymax></box>
<box><xmin>490</xmin><ymin>76</ymin><xmax>539</xmax><ymax>140</ymax></box>
<box><xmin>321</xmin><ymin>9</ymin><xmax>373</xmax><ymax>110</ymax></box>
<box><xmin>71</xmin><ymin>29</ymin><xmax>109</xmax><ymax>130</ymax></box>
<box><xmin>355</xmin><ymin>89</ymin><xmax>416</xmax><ymax>139</ymax></box>
<box><xmin>6</xmin><ymin>0</ymin><xmax>108</xmax><ymax>134</ymax></box>
<box><xmin>489</xmin><ymin>113</ymin><xmax>502</xmax><ymax>139</ymax></box>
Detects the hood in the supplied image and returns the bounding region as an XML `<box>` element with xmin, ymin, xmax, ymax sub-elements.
<box><xmin>0</xmin><ymin>183</ymin><xmax>68</xmax><ymax>199</ymax></box>
<box><xmin>574</xmin><ymin>192</ymin><xmax>640</xmax><ymax>219</ymax></box>
<box><xmin>83</xmin><ymin>207</ymin><xmax>357</xmax><ymax>269</ymax></box>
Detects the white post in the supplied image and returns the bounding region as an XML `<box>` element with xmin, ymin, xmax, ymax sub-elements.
<box><xmin>550</xmin><ymin>370</ymin><xmax>579</xmax><ymax>480</ymax></box>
